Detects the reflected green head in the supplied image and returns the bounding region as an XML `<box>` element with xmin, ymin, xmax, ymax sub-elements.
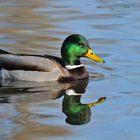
<box><xmin>62</xmin><ymin>94</ymin><xmax>91</xmax><ymax>125</ymax></box>
<box><xmin>61</xmin><ymin>34</ymin><xmax>89</xmax><ymax>65</ymax></box>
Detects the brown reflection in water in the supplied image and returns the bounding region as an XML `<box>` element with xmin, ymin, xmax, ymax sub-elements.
<box><xmin>12</xmin><ymin>125</ymin><xmax>72</xmax><ymax>140</ymax></box>
<box><xmin>0</xmin><ymin>0</ymin><xmax>70</xmax><ymax>54</ymax></box>
<box><xmin>0</xmin><ymin>81</ymin><xmax>73</xmax><ymax>139</ymax></box>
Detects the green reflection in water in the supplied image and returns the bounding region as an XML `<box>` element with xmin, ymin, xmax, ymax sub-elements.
<box><xmin>62</xmin><ymin>80</ymin><xmax>106</xmax><ymax>125</ymax></box>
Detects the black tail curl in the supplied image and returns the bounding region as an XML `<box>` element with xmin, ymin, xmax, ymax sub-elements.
<box><xmin>0</xmin><ymin>49</ymin><xmax>10</xmax><ymax>54</ymax></box>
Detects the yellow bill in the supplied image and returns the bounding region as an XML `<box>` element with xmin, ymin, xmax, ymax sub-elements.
<box><xmin>85</xmin><ymin>97</ymin><xmax>106</xmax><ymax>108</ymax></box>
<box><xmin>85</xmin><ymin>49</ymin><xmax>105</xmax><ymax>63</ymax></box>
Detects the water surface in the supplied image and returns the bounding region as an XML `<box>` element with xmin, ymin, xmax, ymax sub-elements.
<box><xmin>0</xmin><ymin>0</ymin><xmax>140</xmax><ymax>140</ymax></box>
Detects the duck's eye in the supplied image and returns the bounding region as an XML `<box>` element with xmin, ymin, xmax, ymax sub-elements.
<box><xmin>77</xmin><ymin>42</ymin><xmax>85</xmax><ymax>46</ymax></box>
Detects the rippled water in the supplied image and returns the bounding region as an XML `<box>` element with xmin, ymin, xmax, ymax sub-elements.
<box><xmin>0</xmin><ymin>0</ymin><xmax>140</xmax><ymax>140</ymax></box>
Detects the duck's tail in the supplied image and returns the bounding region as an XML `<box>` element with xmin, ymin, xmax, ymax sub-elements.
<box><xmin>0</xmin><ymin>49</ymin><xmax>10</xmax><ymax>54</ymax></box>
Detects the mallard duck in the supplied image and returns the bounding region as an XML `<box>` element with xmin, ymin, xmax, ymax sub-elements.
<box><xmin>0</xmin><ymin>34</ymin><xmax>105</xmax><ymax>82</ymax></box>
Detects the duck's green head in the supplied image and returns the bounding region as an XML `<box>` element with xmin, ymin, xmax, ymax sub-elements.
<box><xmin>61</xmin><ymin>34</ymin><xmax>105</xmax><ymax>66</ymax></box>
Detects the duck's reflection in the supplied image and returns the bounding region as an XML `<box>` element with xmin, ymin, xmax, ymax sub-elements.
<box><xmin>63</xmin><ymin>93</ymin><xmax>106</xmax><ymax>125</ymax></box>
<box><xmin>0</xmin><ymin>79</ymin><xmax>106</xmax><ymax>125</ymax></box>
<box><xmin>62</xmin><ymin>80</ymin><xmax>106</xmax><ymax>125</ymax></box>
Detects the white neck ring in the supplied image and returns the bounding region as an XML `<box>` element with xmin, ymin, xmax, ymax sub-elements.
<box><xmin>65</xmin><ymin>64</ymin><xmax>84</xmax><ymax>70</ymax></box>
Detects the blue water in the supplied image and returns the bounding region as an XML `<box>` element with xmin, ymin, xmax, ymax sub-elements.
<box><xmin>0</xmin><ymin>0</ymin><xmax>140</xmax><ymax>140</ymax></box>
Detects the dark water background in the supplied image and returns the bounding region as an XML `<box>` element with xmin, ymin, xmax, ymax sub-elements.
<box><xmin>0</xmin><ymin>0</ymin><xmax>140</xmax><ymax>140</ymax></box>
